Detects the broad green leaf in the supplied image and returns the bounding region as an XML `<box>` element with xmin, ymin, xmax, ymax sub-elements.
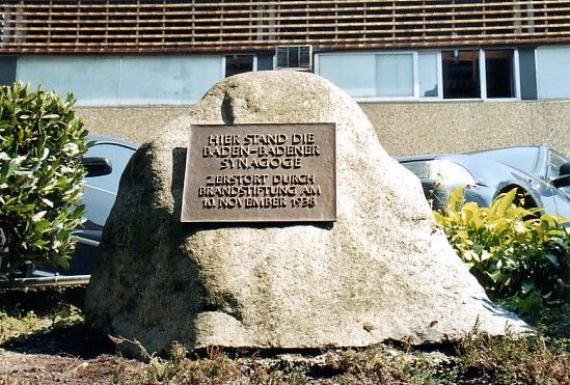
<box><xmin>491</xmin><ymin>188</ymin><xmax>516</xmax><ymax>217</ymax></box>
<box><xmin>0</xmin><ymin>82</ymin><xmax>87</xmax><ymax>273</ymax></box>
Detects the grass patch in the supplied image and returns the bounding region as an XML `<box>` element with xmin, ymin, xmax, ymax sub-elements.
<box><xmin>0</xmin><ymin>304</ymin><xmax>83</xmax><ymax>346</ymax></box>
<box><xmin>110</xmin><ymin>333</ymin><xmax>570</xmax><ymax>385</ymax></box>
<box><xmin>457</xmin><ymin>332</ymin><xmax>570</xmax><ymax>385</ymax></box>
<box><xmin>0</xmin><ymin>310</ymin><xmax>45</xmax><ymax>345</ymax></box>
<box><xmin>114</xmin><ymin>343</ymin><xmax>312</xmax><ymax>385</ymax></box>
<box><xmin>1</xmin><ymin>300</ymin><xmax>569</xmax><ymax>385</ymax></box>
<box><xmin>328</xmin><ymin>346</ymin><xmax>456</xmax><ymax>385</ymax></box>
<box><xmin>0</xmin><ymin>291</ymin><xmax>84</xmax><ymax>346</ymax></box>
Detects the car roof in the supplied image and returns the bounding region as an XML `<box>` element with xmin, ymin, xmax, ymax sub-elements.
<box><xmin>87</xmin><ymin>133</ymin><xmax>138</xmax><ymax>149</ymax></box>
<box><xmin>397</xmin><ymin>145</ymin><xmax>548</xmax><ymax>162</ymax></box>
<box><xmin>466</xmin><ymin>145</ymin><xmax>544</xmax><ymax>156</ymax></box>
<box><xmin>397</xmin><ymin>154</ymin><xmax>437</xmax><ymax>162</ymax></box>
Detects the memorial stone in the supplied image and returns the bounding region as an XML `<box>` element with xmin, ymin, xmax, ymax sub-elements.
<box><xmin>85</xmin><ymin>71</ymin><xmax>526</xmax><ymax>355</ymax></box>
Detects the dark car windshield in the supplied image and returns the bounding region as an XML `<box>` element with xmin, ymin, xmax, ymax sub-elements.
<box><xmin>478</xmin><ymin>147</ymin><xmax>540</xmax><ymax>174</ymax></box>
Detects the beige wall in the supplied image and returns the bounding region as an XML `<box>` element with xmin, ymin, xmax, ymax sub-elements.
<box><xmin>360</xmin><ymin>101</ymin><xmax>570</xmax><ymax>156</ymax></box>
<box><xmin>77</xmin><ymin>100</ymin><xmax>570</xmax><ymax>157</ymax></box>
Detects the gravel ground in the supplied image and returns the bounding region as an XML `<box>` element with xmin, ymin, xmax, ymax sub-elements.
<box><xmin>0</xmin><ymin>350</ymin><xmax>140</xmax><ymax>385</ymax></box>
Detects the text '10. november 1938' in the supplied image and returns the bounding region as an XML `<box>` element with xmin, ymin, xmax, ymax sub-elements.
<box><xmin>181</xmin><ymin>123</ymin><xmax>336</xmax><ymax>222</ymax></box>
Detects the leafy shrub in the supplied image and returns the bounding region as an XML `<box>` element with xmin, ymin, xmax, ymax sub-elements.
<box><xmin>0</xmin><ymin>82</ymin><xmax>88</xmax><ymax>274</ymax></box>
<box><xmin>434</xmin><ymin>188</ymin><xmax>570</xmax><ymax>309</ymax></box>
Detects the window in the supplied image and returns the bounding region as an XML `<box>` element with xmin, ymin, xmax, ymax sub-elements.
<box><xmin>119</xmin><ymin>56</ymin><xmax>224</xmax><ymax>105</ymax></box>
<box><xmin>317</xmin><ymin>49</ymin><xmax>521</xmax><ymax>101</ymax></box>
<box><xmin>485</xmin><ymin>50</ymin><xmax>515</xmax><ymax>98</ymax></box>
<box><xmin>84</xmin><ymin>143</ymin><xmax>136</xmax><ymax>226</ymax></box>
<box><xmin>518</xmin><ymin>48</ymin><xmax>538</xmax><ymax>100</ymax></box>
<box><xmin>419</xmin><ymin>53</ymin><xmax>439</xmax><ymax>97</ymax></box>
<box><xmin>85</xmin><ymin>143</ymin><xmax>135</xmax><ymax>193</ymax></box>
<box><xmin>376</xmin><ymin>54</ymin><xmax>414</xmax><ymax>97</ymax></box>
<box><xmin>224</xmin><ymin>54</ymin><xmax>274</xmax><ymax>77</ymax></box>
<box><xmin>0</xmin><ymin>56</ymin><xmax>16</xmax><ymax>86</ymax></box>
<box><xmin>537</xmin><ymin>47</ymin><xmax>570</xmax><ymax>100</ymax></box>
<box><xmin>442</xmin><ymin>49</ymin><xmax>518</xmax><ymax>99</ymax></box>
<box><xmin>318</xmin><ymin>54</ymin><xmax>376</xmax><ymax>97</ymax></box>
<box><xmin>257</xmin><ymin>54</ymin><xmax>274</xmax><ymax>71</ymax></box>
<box><xmin>16</xmin><ymin>56</ymin><xmax>225</xmax><ymax>106</ymax></box>
<box><xmin>317</xmin><ymin>52</ymin><xmax>425</xmax><ymax>99</ymax></box>
<box><xmin>225</xmin><ymin>55</ymin><xmax>254</xmax><ymax>77</ymax></box>
<box><xmin>275</xmin><ymin>46</ymin><xmax>312</xmax><ymax>70</ymax></box>
<box><xmin>442</xmin><ymin>50</ymin><xmax>480</xmax><ymax>99</ymax></box>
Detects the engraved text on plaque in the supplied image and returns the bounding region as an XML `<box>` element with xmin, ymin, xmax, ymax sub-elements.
<box><xmin>181</xmin><ymin>123</ymin><xmax>336</xmax><ymax>222</ymax></box>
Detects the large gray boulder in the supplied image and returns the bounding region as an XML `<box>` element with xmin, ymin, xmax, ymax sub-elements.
<box><xmin>85</xmin><ymin>71</ymin><xmax>525</xmax><ymax>354</ymax></box>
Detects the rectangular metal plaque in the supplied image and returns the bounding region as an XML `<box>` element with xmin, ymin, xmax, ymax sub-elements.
<box><xmin>181</xmin><ymin>123</ymin><xmax>336</xmax><ymax>223</ymax></box>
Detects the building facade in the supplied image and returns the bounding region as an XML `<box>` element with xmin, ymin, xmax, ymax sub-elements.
<box><xmin>1</xmin><ymin>1</ymin><xmax>570</xmax><ymax>154</ymax></box>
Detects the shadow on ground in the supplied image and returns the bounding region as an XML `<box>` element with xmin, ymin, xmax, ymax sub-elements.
<box><xmin>0</xmin><ymin>288</ymin><xmax>115</xmax><ymax>359</ymax></box>
<box><xmin>3</xmin><ymin>324</ymin><xmax>115</xmax><ymax>358</ymax></box>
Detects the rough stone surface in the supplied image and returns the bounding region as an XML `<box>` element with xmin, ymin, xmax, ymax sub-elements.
<box><xmin>85</xmin><ymin>71</ymin><xmax>526</xmax><ymax>354</ymax></box>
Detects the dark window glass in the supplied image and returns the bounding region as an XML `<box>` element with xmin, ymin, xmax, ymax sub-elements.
<box><xmin>0</xmin><ymin>56</ymin><xmax>17</xmax><ymax>86</ymax></box>
<box><xmin>288</xmin><ymin>47</ymin><xmax>300</xmax><ymax>68</ymax></box>
<box><xmin>275</xmin><ymin>46</ymin><xmax>311</xmax><ymax>69</ymax></box>
<box><xmin>442</xmin><ymin>50</ymin><xmax>480</xmax><ymax>99</ymax></box>
<box><xmin>225</xmin><ymin>55</ymin><xmax>254</xmax><ymax>77</ymax></box>
<box><xmin>518</xmin><ymin>48</ymin><xmax>538</xmax><ymax>100</ymax></box>
<box><xmin>401</xmin><ymin>161</ymin><xmax>430</xmax><ymax>179</ymax></box>
<box><xmin>486</xmin><ymin>50</ymin><xmax>515</xmax><ymax>98</ymax></box>
<box><xmin>257</xmin><ymin>55</ymin><xmax>274</xmax><ymax>71</ymax></box>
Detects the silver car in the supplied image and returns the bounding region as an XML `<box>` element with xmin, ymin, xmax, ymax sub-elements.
<box><xmin>4</xmin><ymin>135</ymin><xmax>137</xmax><ymax>289</ymax></box>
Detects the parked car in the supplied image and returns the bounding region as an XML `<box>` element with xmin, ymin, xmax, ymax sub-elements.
<box><xmin>398</xmin><ymin>145</ymin><xmax>570</xmax><ymax>219</ymax></box>
<box><xmin>2</xmin><ymin>134</ymin><xmax>137</xmax><ymax>289</ymax></box>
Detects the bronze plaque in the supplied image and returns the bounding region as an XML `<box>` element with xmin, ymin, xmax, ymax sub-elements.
<box><xmin>181</xmin><ymin>123</ymin><xmax>336</xmax><ymax>222</ymax></box>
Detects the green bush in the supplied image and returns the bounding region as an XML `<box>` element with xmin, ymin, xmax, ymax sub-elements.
<box><xmin>434</xmin><ymin>188</ymin><xmax>570</xmax><ymax>310</ymax></box>
<box><xmin>0</xmin><ymin>83</ymin><xmax>88</xmax><ymax>274</ymax></box>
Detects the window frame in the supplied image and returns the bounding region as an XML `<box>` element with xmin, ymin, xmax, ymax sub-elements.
<box><xmin>441</xmin><ymin>49</ymin><xmax>482</xmax><ymax>100</ymax></box>
<box><xmin>420</xmin><ymin>51</ymin><xmax>443</xmax><ymax>101</ymax></box>
<box><xmin>534</xmin><ymin>45</ymin><xmax>570</xmax><ymax>101</ymax></box>
<box><xmin>315</xmin><ymin>48</ymin><xmax>521</xmax><ymax>103</ymax></box>
<box><xmin>222</xmin><ymin>54</ymin><xmax>258</xmax><ymax>78</ymax></box>
<box><xmin>84</xmin><ymin>141</ymin><xmax>137</xmax><ymax>195</ymax></box>
<box><xmin>480</xmin><ymin>48</ymin><xmax>521</xmax><ymax>101</ymax></box>
<box><xmin>375</xmin><ymin>51</ymin><xmax>416</xmax><ymax>99</ymax></box>
<box><xmin>546</xmin><ymin>149</ymin><xmax>570</xmax><ymax>180</ymax></box>
<box><xmin>315</xmin><ymin>50</ymin><xmax>442</xmax><ymax>102</ymax></box>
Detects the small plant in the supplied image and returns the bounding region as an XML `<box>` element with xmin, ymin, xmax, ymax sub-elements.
<box><xmin>457</xmin><ymin>331</ymin><xmax>570</xmax><ymax>385</ymax></box>
<box><xmin>0</xmin><ymin>309</ymin><xmax>43</xmax><ymax>344</ymax></box>
<box><xmin>115</xmin><ymin>342</ymin><xmax>241</xmax><ymax>385</ymax></box>
<box><xmin>0</xmin><ymin>82</ymin><xmax>88</xmax><ymax>274</ymax></box>
<box><xmin>51</xmin><ymin>304</ymin><xmax>84</xmax><ymax>329</ymax></box>
<box><xmin>334</xmin><ymin>347</ymin><xmax>453</xmax><ymax>385</ymax></box>
<box><xmin>435</xmin><ymin>188</ymin><xmax>570</xmax><ymax>323</ymax></box>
